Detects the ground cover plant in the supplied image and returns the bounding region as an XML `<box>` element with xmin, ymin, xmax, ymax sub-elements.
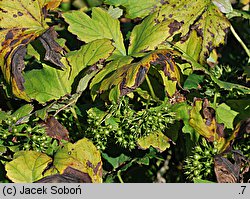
<box><xmin>0</xmin><ymin>0</ymin><xmax>249</xmax><ymax>183</ymax></box>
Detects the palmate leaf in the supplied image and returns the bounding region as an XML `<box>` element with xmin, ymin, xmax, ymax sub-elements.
<box><xmin>0</xmin><ymin>0</ymin><xmax>62</xmax><ymax>100</ymax></box>
<box><xmin>63</xmin><ymin>7</ymin><xmax>126</xmax><ymax>57</ymax></box>
<box><xmin>24</xmin><ymin>39</ymin><xmax>114</xmax><ymax>103</ymax></box>
<box><xmin>99</xmin><ymin>49</ymin><xmax>181</xmax><ymax>100</ymax></box>
<box><xmin>157</xmin><ymin>0</ymin><xmax>230</xmax><ymax>64</ymax></box>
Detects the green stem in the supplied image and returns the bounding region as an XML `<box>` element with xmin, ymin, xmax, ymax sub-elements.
<box><xmin>71</xmin><ymin>107</ymin><xmax>82</xmax><ymax>132</ymax></box>
<box><xmin>145</xmin><ymin>75</ymin><xmax>156</xmax><ymax>99</ymax></box>
<box><xmin>230</xmin><ymin>25</ymin><xmax>250</xmax><ymax>63</ymax></box>
<box><xmin>117</xmin><ymin>170</ymin><xmax>124</xmax><ymax>183</ymax></box>
<box><xmin>213</xmin><ymin>92</ymin><xmax>218</xmax><ymax>107</ymax></box>
<box><xmin>14</xmin><ymin>133</ymin><xmax>29</xmax><ymax>137</ymax></box>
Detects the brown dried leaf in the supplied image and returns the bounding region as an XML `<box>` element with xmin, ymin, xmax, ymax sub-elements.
<box><xmin>35</xmin><ymin>167</ymin><xmax>92</xmax><ymax>183</ymax></box>
<box><xmin>42</xmin><ymin>116</ymin><xmax>69</xmax><ymax>141</ymax></box>
<box><xmin>38</xmin><ymin>28</ymin><xmax>64</xmax><ymax>68</ymax></box>
<box><xmin>214</xmin><ymin>155</ymin><xmax>239</xmax><ymax>183</ymax></box>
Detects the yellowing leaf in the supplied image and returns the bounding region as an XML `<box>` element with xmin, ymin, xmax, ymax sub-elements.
<box><xmin>189</xmin><ymin>100</ymin><xmax>216</xmax><ymax>140</ymax></box>
<box><xmin>189</xmin><ymin>99</ymin><xmax>227</xmax><ymax>151</ymax></box>
<box><xmin>90</xmin><ymin>56</ymin><xmax>133</xmax><ymax>100</ymax></box>
<box><xmin>5</xmin><ymin>151</ymin><xmax>52</xmax><ymax>183</ymax></box>
<box><xmin>137</xmin><ymin>131</ymin><xmax>170</xmax><ymax>152</ymax></box>
<box><xmin>46</xmin><ymin>0</ymin><xmax>63</xmax><ymax>9</ymax></box>
<box><xmin>0</xmin><ymin>0</ymin><xmax>61</xmax><ymax>100</ymax></box>
<box><xmin>175</xmin><ymin>30</ymin><xmax>202</xmax><ymax>62</ymax></box>
<box><xmin>53</xmin><ymin>138</ymin><xmax>102</xmax><ymax>183</ymax></box>
<box><xmin>99</xmin><ymin>49</ymin><xmax>181</xmax><ymax>97</ymax></box>
<box><xmin>159</xmin><ymin>0</ymin><xmax>230</xmax><ymax>64</ymax></box>
<box><xmin>63</xmin><ymin>7</ymin><xmax>126</xmax><ymax>56</ymax></box>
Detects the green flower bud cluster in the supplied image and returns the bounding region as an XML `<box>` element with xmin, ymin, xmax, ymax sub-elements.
<box><xmin>86</xmin><ymin>98</ymin><xmax>175</xmax><ymax>150</ymax></box>
<box><xmin>184</xmin><ymin>139</ymin><xmax>219</xmax><ymax>181</ymax></box>
<box><xmin>0</xmin><ymin>115</ymin><xmax>52</xmax><ymax>153</ymax></box>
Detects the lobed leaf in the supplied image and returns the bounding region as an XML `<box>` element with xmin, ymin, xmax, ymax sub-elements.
<box><xmin>158</xmin><ymin>0</ymin><xmax>230</xmax><ymax>64</ymax></box>
<box><xmin>63</xmin><ymin>7</ymin><xmax>126</xmax><ymax>56</ymax></box>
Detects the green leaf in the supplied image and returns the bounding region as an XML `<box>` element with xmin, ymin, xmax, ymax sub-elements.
<box><xmin>24</xmin><ymin>39</ymin><xmax>114</xmax><ymax>103</ymax></box>
<box><xmin>86</xmin><ymin>0</ymin><xmax>103</xmax><ymax>7</ymax></box>
<box><xmin>76</xmin><ymin>70</ymin><xmax>99</xmax><ymax>93</ymax></box>
<box><xmin>12</xmin><ymin>104</ymin><xmax>34</xmax><ymax>120</ymax></box>
<box><xmin>176</xmin><ymin>46</ymin><xmax>250</xmax><ymax>94</ymax></box>
<box><xmin>63</xmin><ymin>7</ymin><xmax>126</xmax><ymax>56</ymax></box>
<box><xmin>175</xmin><ymin>31</ymin><xmax>202</xmax><ymax>62</ymax></box>
<box><xmin>104</xmin><ymin>0</ymin><xmax>162</xmax><ymax>19</ymax></box>
<box><xmin>171</xmin><ymin>102</ymin><xmax>197</xmax><ymax>141</ymax></box>
<box><xmin>137</xmin><ymin>131</ymin><xmax>170</xmax><ymax>152</ymax></box>
<box><xmin>226</xmin><ymin>99</ymin><xmax>250</xmax><ymax>123</ymax></box>
<box><xmin>158</xmin><ymin>70</ymin><xmax>177</xmax><ymax>97</ymax></box>
<box><xmin>53</xmin><ymin>138</ymin><xmax>102</xmax><ymax>183</ymax></box>
<box><xmin>184</xmin><ymin>73</ymin><xmax>204</xmax><ymax>90</ymax></box>
<box><xmin>0</xmin><ymin>110</ymin><xmax>9</xmax><ymax>121</ymax></box>
<box><xmin>128</xmin><ymin>13</ymin><xmax>171</xmax><ymax>56</ymax></box>
<box><xmin>105</xmin><ymin>116</ymin><xmax>119</xmax><ymax>130</ymax></box>
<box><xmin>107</xmin><ymin>6</ymin><xmax>123</xmax><ymax>19</ymax></box>
<box><xmin>5</xmin><ymin>151</ymin><xmax>52</xmax><ymax>183</ymax></box>
<box><xmin>102</xmin><ymin>153</ymin><xmax>131</xmax><ymax>169</ymax></box>
<box><xmin>212</xmin><ymin>0</ymin><xmax>233</xmax><ymax>13</ymax></box>
<box><xmin>226</xmin><ymin>9</ymin><xmax>250</xmax><ymax>20</ymax></box>
<box><xmin>216</xmin><ymin>103</ymin><xmax>238</xmax><ymax>129</ymax></box>
<box><xmin>87</xmin><ymin>107</ymin><xmax>107</xmax><ymax>121</ymax></box>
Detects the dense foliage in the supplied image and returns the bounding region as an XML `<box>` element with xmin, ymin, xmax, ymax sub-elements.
<box><xmin>0</xmin><ymin>0</ymin><xmax>249</xmax><ymax>183</ymax></box>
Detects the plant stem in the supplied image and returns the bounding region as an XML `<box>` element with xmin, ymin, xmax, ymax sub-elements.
<box><xmin>230</xmin><ymin>25</ymin><xmax>250</xmax><ymax>63</ymax></box>
<box><xmin>145</xmin><ymin>75</ymin><xmax>156</xmax><ymax>99</ymax></box>
<box><xmin>71</xmin><ymin>107</ymin><xmax>82</xmax><ymax>132</ymax></box>
<box><xmin>117</xmin><ymin>170</ymin><xmax>124</xmax><ymax>183</ymax></box>
<box><xmin>213</xmin><ymin>92</ymin><xmax>218</xmax><ymax>107</ymax></box>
